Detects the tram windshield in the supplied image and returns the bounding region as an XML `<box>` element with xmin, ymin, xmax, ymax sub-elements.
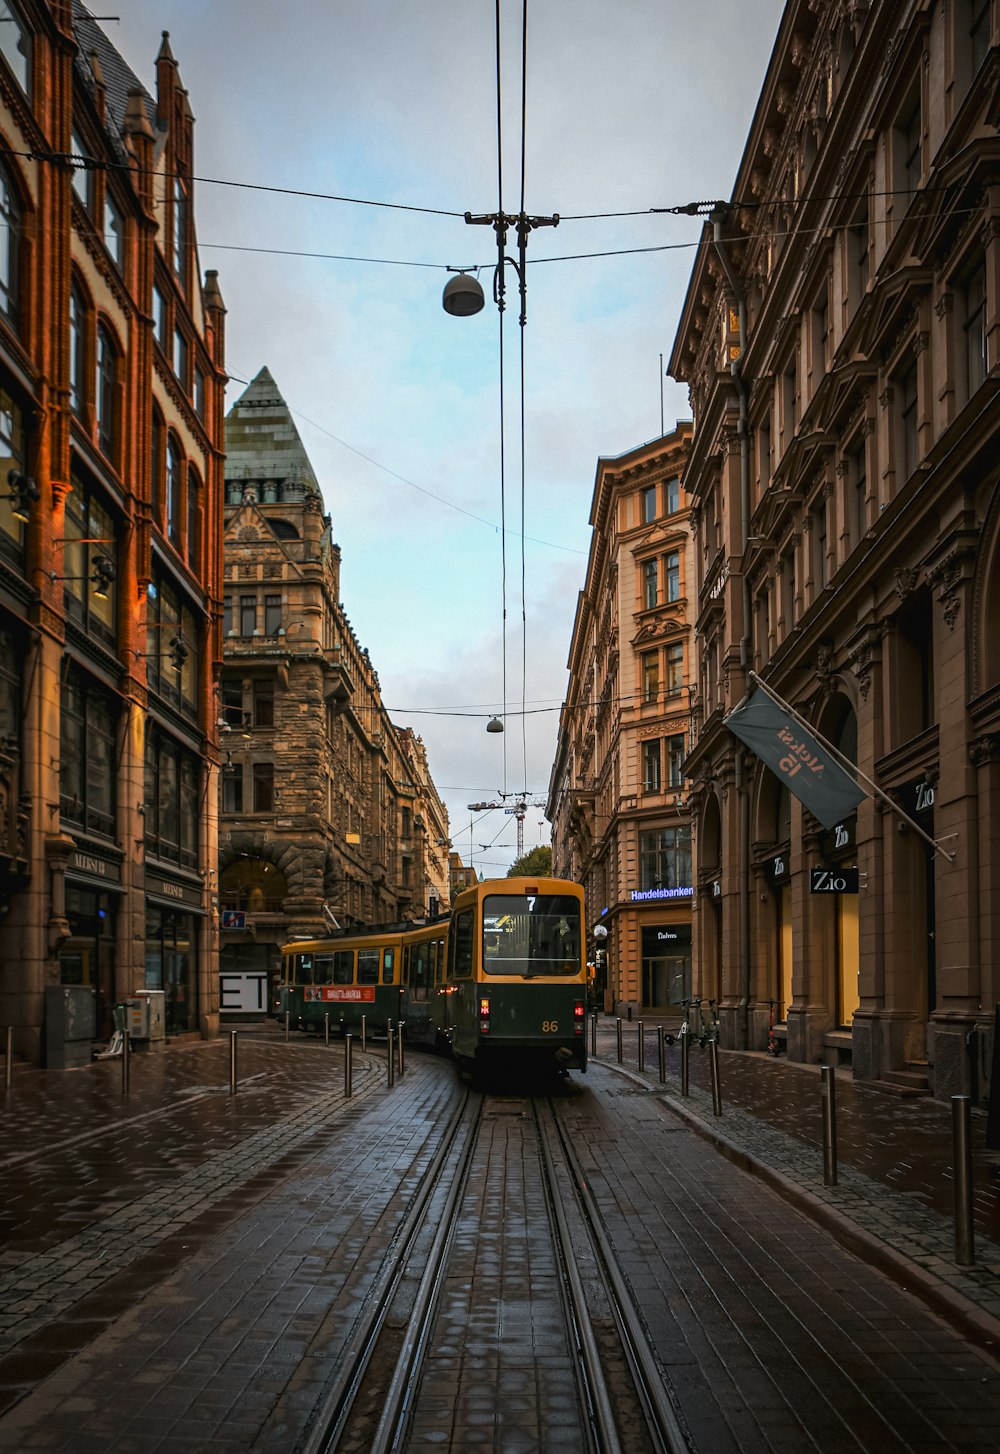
<box><xmin>481</xmin><ymin>894</ymin><xmax>582</xmax><ymax>977</ymax></box>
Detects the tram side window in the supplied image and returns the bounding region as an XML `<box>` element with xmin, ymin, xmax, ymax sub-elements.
<box><xmin>413</xmin><ymin>943</ymin><xmax>428</xmax><ymax>991</ymax></box>
<box><xmin>402</xmin><ymin>946</ymin><xmax>411</xmax><ymax>987</ymax></box>
<box><xmin>382</xmin><ymin>948</ymin><xmax>394</xmax><ymax>984</ymax></box>
<box><xmin>297</xmin><ymin>953</ymin><xmax>315</xmax><ymax>985</ymax></box>
<box><xmin>313</xmin><ymin>955</ymin><xmax>334</xmax><ymax>986</ymax></box>
<box><xmin>358</xmin><ymin>949</ymin><xmax>379</xmax><ymax>985</ymax></box>
<box><xmin>452</xmin><ymin>910</ymin><xmax>474</xmax><ymax>979</ymax></box>
<box><xmin>333</xmin><ymin>950</ymin><xmax>353</xmax><ymax>985</ymax></box>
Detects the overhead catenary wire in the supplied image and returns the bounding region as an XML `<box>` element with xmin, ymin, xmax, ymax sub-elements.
<box><xmin>518</xmin><ymin>0</ymin><xmax>529</xmax><ymax>801</ymax></box>
<box><xmin>494</xmin><ymin>0</ymin><xmax>509</xmax><ymax>798</ymax></box>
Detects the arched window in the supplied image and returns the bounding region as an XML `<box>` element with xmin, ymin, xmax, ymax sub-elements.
<box><xmin>95</xmin><ymin>324</ymin><xmax>117</xmax><ymax>457</ymax></box>
<box><xmin>0</xmin><ymin>162</ymin><xmax>21</xmax><ymax>327</ymax></box>
<box><xmin>150</xmin><ymin>408</ymin><xmax>163</xmax><ymax>520</ymax></box>
<box><xmin>166</xmin><ymin>436</ymin><xmax>182</xmax><ymax>548</ymax></box>
<box><xmin>69</xmin><ymin>285</ymin><xmax>86</xmax><ymax>416</ymax></box>
<box><xmin>187</xmin><ymin>465</ymin><xmax>201</xmax><ymax>570</ymax></box>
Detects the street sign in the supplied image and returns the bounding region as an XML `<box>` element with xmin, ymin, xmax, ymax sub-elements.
<box><xmin>222</xmin><ymin>910</ymin><xmax>247</xmax><ymax>930</ymax></box>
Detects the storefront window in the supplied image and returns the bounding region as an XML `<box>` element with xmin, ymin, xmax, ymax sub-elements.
<box><xmin>60</xmin><ymin>670</ymin><xmax>117</xmax><ymax>839</ymax></box>
<box><xmin>639</xmin><ymin>826</ymin><xmax>691</xmax><ymax>892</ymax></box>
<box><xmin>144</xmin><ymin>724</ymin><xmax>200</xmax><ymax>870</ymax></box>
<box><xmin>59</xmin><ymin>887</ymin><xmax>117</xmax><ymax>1042</ymax></box>
<box><xmin>0</xmin><ymin>383</ymin><xmax>27</xmax><ymax>567</ymax></box>
<box><xmin>145</xmin><ymin>908</ymin><xmax>197</xmax><ymax>1035</ymax></box>
<box><xmin>64</xmin><ymin>475</ymin><xmax>118</xmax><ymax>648</ymax></box>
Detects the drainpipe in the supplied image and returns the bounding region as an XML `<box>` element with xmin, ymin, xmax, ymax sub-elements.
<box><xmin>711</xmin><ymin>205</ymin><xmax>752</xmax><ymax>1049</ymax></box>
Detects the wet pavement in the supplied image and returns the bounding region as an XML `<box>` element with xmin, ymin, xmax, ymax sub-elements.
<box><xmin>0</xmin><ymin>1020</ymin><xmax>999</xmax><ymax>1450</ymax></box>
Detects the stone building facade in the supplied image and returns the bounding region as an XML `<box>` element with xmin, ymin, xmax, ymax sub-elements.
<box><xmin>547</xmin><ymin>426</ymin><xmax>695</xmax><ymax>1014</ymax></box>
<box><xmin>218</xmin><ymin>370</ymin><xmax>449</xmax><ymax>1013</ymax></box>
<box><xmin>668</xmin><ymin>0</ymin><xmax>1000</xmax><ymax>1098</ymax></box>
<box><xmin>0</xmin><ymin>3</ymin><xmax>226</xmax><ymax>1061</ymax></box>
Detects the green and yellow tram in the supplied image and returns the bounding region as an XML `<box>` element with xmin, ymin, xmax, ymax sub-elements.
<box><xmin>279</xmin><ymin>930</ymin><xmax>405</xmax><ymax>1037</ymax></box>
<box><xmin>442</xmin><ymin>877</ymin><xmax>587</xmax><ymax>1074</ymax></box>
<box><xmin>278</xmin><ymin>876</ymin><xmax>588</xmax><ymax>1078</ymax></box>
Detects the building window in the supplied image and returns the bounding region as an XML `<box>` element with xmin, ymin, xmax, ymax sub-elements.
<box><xmin>187</xmin><ymin>467</ymin><xmax>201</xmax><ymax>571</ymax></box>
<box><xmin>264</xmin><ymin>594</ymin><xmax>282</xmax><ymax>635</ymax></box>
<box><xmin>253</xmin><ymin>761</ymin><xmax>274</xmax><ymax>813</ymax></box>
<box><xmin>221</xmin><ymin>765</ymin><xmax>243</xmax><ymax>814</ymax></box>
<box><xmin>642</xmin><ymin>739</ymin><xmax>661</xmax><ymax>793</ymax></box>
<box><xmin>666</xmin><ymin>733</ymin><xmax>685</xmax><ymax>789</ymax></box>
<box><xmin>401</xmin><ymin>805</ymin><xmax>412</xmax><ymax>838</ymax></box>
<box><xmin>0</xmin><ymin>384</ymin><xmax>26</xmax><ymax>566</ymax></box>
<box><xmin>152</xmin><ymin>284</ymin><xmax>167</xmax><ymax>348</ymax></box>
<box><xmin>144</xmin><ymin>725</ymin><xmax>199</xmax><ymax>868</ymax></box>
<box><xmin>96</xmin><ymin>324</ymin><xmax>116</xmax><ymax>458</ymax></box>
<box><xmin>0</xmin><ymin>627</ymin><xmax>18</xmax><ymax>740</ymax></box>
<box><xmin>223</xmin><ymin>595</ymin><xmax>233</xmax><ymax>636</ymax></box>
<box><xmin>665</xmin><ymin>550</ymin><xmax>680</xmax><ymax>603</ymax></box>
<box><xmin>642</xmin><ymin>558</ymin><xmax>657</xmax><ymax>610</ymax></box>
<box><xmin>194</xmin><ymin>364</ymin><xmax>205</xmax><ymax>419</ymax></box>
<box><xmin>899</xmin><ymin>364</ymin><xmax>918</xmax><ymax>479</ymax></box>
<box><xmin>665</xmin><ymin>476</ymin><xmax>680</xmax><ymax>514</ymax></box>
<box><xmin>641</xmin><ymin>650</ymin><xmax>659</xmax><ymax>704</ymax></box>
<box><xmin>146</xmin><ymin>576</ymin><xmax>199</xmax><ymax>720</ymax></box>
<box><xmin>900</xmin><ymin>100</ymin><xmax>922</xmax><ymax>197</ymax></box>
<box><xmin>172</xmin><ymin>174</ymin><xmax>187</xmax><ymax>280</ymax></box>
<box><xmin>811</xmin><ymin>500</ymin><xmax>828</xmax><ymax>591</ymax></box>
<box><xmin>69</xmin><ymin>286</ymin><xmax>86</xmax><ymax>416</ymax></box>
<box><xmin>665</xmin><ymin>641</ymin><xmax>684</xmax><ymax>696</ymax></box>
<box><xmin>253</xmin><ymin>680</ymin><xmax>274</xmax><ymax>728</ymax></box>
<box><xmin>639</xmin><ymin>825</ymin><xmax>692</xmax><ymax>892</ymax></box>
<box><xmin>166</xmin><ymin>438</ymin><xmax>182</xmax><ymax>548</ymax></box>
<box><xmin>63</xmin><ymin>476</ymin><xmax>117</xmax><ymax>648</ymax></box>
<box><xmin>61</xmin><ymin>672</ymin><xmax>117</xmax><ymax>839</ymax></box>
<box><xmin>780</xmin><ymin>549</ymin><xmax>796</xmax><ymax>630</ymax></box>
<box><xmin>150</xmin><ymin>408</ymin><xmax>163</xmax><ymax>520</ymax></box>
<box><xmin>850</xmin><ymin>441</ymin><xmax>867</xmax><ymax>552</ymax></box>
<box><xmin>641</xmin><ymin>484</ymin><xmax>657</xmax><ymax>523</ymax></box>
<box><xmin>0</xmin><ymin>2</ymin><xmax>32</xmax><ymax>96</ymax></box>
<box><xmin>971</xmin><ymin>0</ymin><xmax>991</xmax><ymax>73</ymax></box>
<box><xmin>963</xmin><ymin>263</ymin><xmax>987</xmax><ymax>399</ymax></box>
<box><xmin>0</xmin><ymin>162</ymin><xmax>20</xmax><ymax>327</ymax></box>
<box><xmin>240</xmin><ymin>595</ymin><xmax>256</xmax><ymax>636</ymax></box>
<box><xmin>103</xmin><ymin>192</ymin><xmax>124</xmax><ymax>268</ymax></box>
<box><xmin>851</xmin><ymin>205</ymin><xmax>869</xmax><ymax>309</ymax></box>
<box><xmin>173</xmin><ymin>327</ymin><xmax>187</xmax><ymax>387</ymax></box>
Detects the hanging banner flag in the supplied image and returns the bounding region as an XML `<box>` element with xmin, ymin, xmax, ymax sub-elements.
<box><xmin>724</xmin><ymin>691</ymin><xmax>866</xmax><ymax>830</ymax></box>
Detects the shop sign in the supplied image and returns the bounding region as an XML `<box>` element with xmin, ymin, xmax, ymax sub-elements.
<box><xmin>810</xmin><ymin>867</ymin><xmax>859</xmax><ymax>894</ymax></box>
<box><xmin>630</xmin><ymin>885</ymin><xmax>693</xmax><ymax>901</ymax></box>
<box><xmin>898</xmin><ymin>776</ymin><xmax>935</xmax><ymax>820</ymax></box>
<box><xmin>710</xmin><ymin>879</ymin><xmax>721</xmax><ymax>898</ymax></box>
<box><xmin>820</xmin><ymin>818</ymin><xmax>855</xmax><ymax>859</ymax></box>
<box><xmin>220</xmin><ymin>972</ymin><xmax>267</xmax><ymax>1013</ymax></box>
<box><xmin>69</xmin><ymin>849</ymin><xmax>122</xmax><ymax>885</ymax></box>
<box><xmin>642</xmin><ymin>924</ymin><xmax>692</xmax><ymax>957</ymax></box>
<box><xmin>146</xmin><ymin>871</ymin><xmax>203</xmax><ymax>910</ymax></box>
<box><xmin>767</xmin><ymin>854</ymin><xmax>790</xmax><ymax>883</ymax></box>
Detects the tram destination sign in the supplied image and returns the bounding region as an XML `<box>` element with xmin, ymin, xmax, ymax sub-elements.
<box><xmin>810</xmin><ymin>867</ymin><xmax>859</xmax><ymax>894</ymax></box>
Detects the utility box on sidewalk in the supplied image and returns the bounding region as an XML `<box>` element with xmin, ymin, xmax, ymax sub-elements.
<box><xmin>45</xmin><ymin>984</ymin><xmax>96</xmax><ymax>1069</ymax></box>
<box><xmin>126</xmin><ymin>991</ymin><xmax>165</xmax><ymax>1042</ymax></box>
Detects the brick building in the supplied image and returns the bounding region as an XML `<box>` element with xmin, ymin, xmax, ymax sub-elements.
<box><xmin>668</xmin><ymin>0</ymin><xmax>1000</xmax><ymax>1098</ymax></box>
<box><xmin>0</xmin><ymin>3</ymin><xmax>226</xmax><ymax>1061</ymax></box>
<box><xmin>547</xmin><ymin>426</ymin><xmax>695</xmax><ymax>1014</ymax></box>
<box><xmin>218</xmin><ymin>370</ymin><xmax>449</xmax><ymax>1014</ymax></box>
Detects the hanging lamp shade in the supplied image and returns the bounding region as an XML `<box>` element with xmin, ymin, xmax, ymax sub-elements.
<box><xmin>443</xmin><ymin>273</ymin><xmax>485</xmax><ymax>317</ymax></box>
<box><xmin>486</xmin><ymin>717</ymin><xmax>504</xmax><ymax>734</ymax></box>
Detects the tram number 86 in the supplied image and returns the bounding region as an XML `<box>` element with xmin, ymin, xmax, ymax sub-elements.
<box><xmin>541</xmin><ymin>1020</ymin><xmax>559</xmax><ymax>1033</ymax></box>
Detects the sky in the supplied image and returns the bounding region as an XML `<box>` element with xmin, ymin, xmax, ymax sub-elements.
<box><xmin>108</xmin><ymin>0</ymin><xmax>785</xmax><ymax>876</ymax></box>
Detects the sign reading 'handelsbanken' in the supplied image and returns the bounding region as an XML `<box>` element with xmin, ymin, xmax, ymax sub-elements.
<box><xmin>724</xmin><ymin>691</ymin><xmax>866</xmax><ymax>831</ymax></box>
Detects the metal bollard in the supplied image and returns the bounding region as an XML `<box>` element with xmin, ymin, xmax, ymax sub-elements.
<box><xmin>229</xmin><ymin>1029</ymin><xmax>238</xmax><ymax>1095</ymax></box>
<box><xmin>657</xmin><ymin>1025</ymin><xmax>666</xmax><ymax>1084</ymax></box>
<box><xmin>344</xmin><ymin>1034</ymin><xmax>353</xmax><ymax>1098</ymax></box>
<box><xmin>284</xmin><ymin>1010</ymin><xmax>290</xmax><ymax>1042</ymax></box>
<box><xmin>5</xmin><ymin>1025</ymin><xmax>12</xmax><ymax>1090</ymax></box>
<box><xmin>590</xmin><ymin>1013</ymin><xmax>597</xmax><ymax>1057</ymax></box>
<box><xmin>324</xmin><ymin>1012</ymin><xmax>330</xmax><ymax>1046</ymax></box>
<box><xmin>680</xmin><ymin>1028</ymin><xmax>689</xmax><ymax>1096</ymax></box>
<box><xmin>361</xmin><ymin>1014</ymin><xmax>367</xmax><ymax>1054</ymax></box>
<box><xmin>615</xmin><ymin>1017</ymin><xmax>623</xmax><ymax>1063</ymax></box>
<box><xmin>121</xmin><ymin>1022</ymin><xmax>130</xmax><ymax>1096</ymax></box>
<box><xmin>637</xmin><ymin>1019</ymin><xmax>645</xmax><ymax>1072</ymax></box>
<box><xmin>627</xmin><ymin>1005</ymin><xmax>632</xmax><ymax>1022</ymax></box>
<box><xmin>397</xmin><ymin>1022</ymin><xmax>405</xmax><ymax>1077</ymax></box>
<box><xmin>821</xmin><ymin>1065</ymin><xmax>837</xmax><ymax>1186</ymax></box>
<box><xmin>387</xmin><ymin>1027</ymin><xmax>395</xmax><ymax>1088</ymax></box>
<box><xmin>708</xmin><ymin>1038</ymin><xmax>722</xmax><ymax>1115</ymax></box>
<box><xmin>952</xmin><ymin>1095</ymin><xmax>975</xmax><ymax>1266</ymax></box>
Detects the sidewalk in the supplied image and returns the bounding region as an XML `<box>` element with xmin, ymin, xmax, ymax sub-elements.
<box><xmin>590</xmin><ymin>1014</ymin><xmax>1000</xmax><ymax>1357</ymax></box>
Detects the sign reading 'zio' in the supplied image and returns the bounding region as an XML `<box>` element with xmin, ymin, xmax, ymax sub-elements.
<box><xmin>724</xmin><ymin>691</ymin><xmax>866</xmax><ymax>831</ymax></box>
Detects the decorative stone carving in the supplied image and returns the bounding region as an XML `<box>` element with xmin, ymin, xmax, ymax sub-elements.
<box><xmin>879</xmin><ymin>386</ymin><xmax>894</xmax><ymax>409</ymax></box>
<box><xmin>969</xmin><ymin>733</ymin><xmax>1000</xmax><ymax>767</ymax></box>
<box><xmin>934</xmin><ymin>292</ymin><xmax>954</xmax><ymax>320</ymax></box>
<box><xmin>894</xmin><ymin>567</ymin><xmax>919</xmax><ymax>599</ymax></box>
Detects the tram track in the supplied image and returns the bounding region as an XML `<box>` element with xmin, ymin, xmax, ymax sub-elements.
<box><xmin>296</xmin><ymin>1080</ymin><xmax>692</xmax><ymax>1454</ymax></box>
